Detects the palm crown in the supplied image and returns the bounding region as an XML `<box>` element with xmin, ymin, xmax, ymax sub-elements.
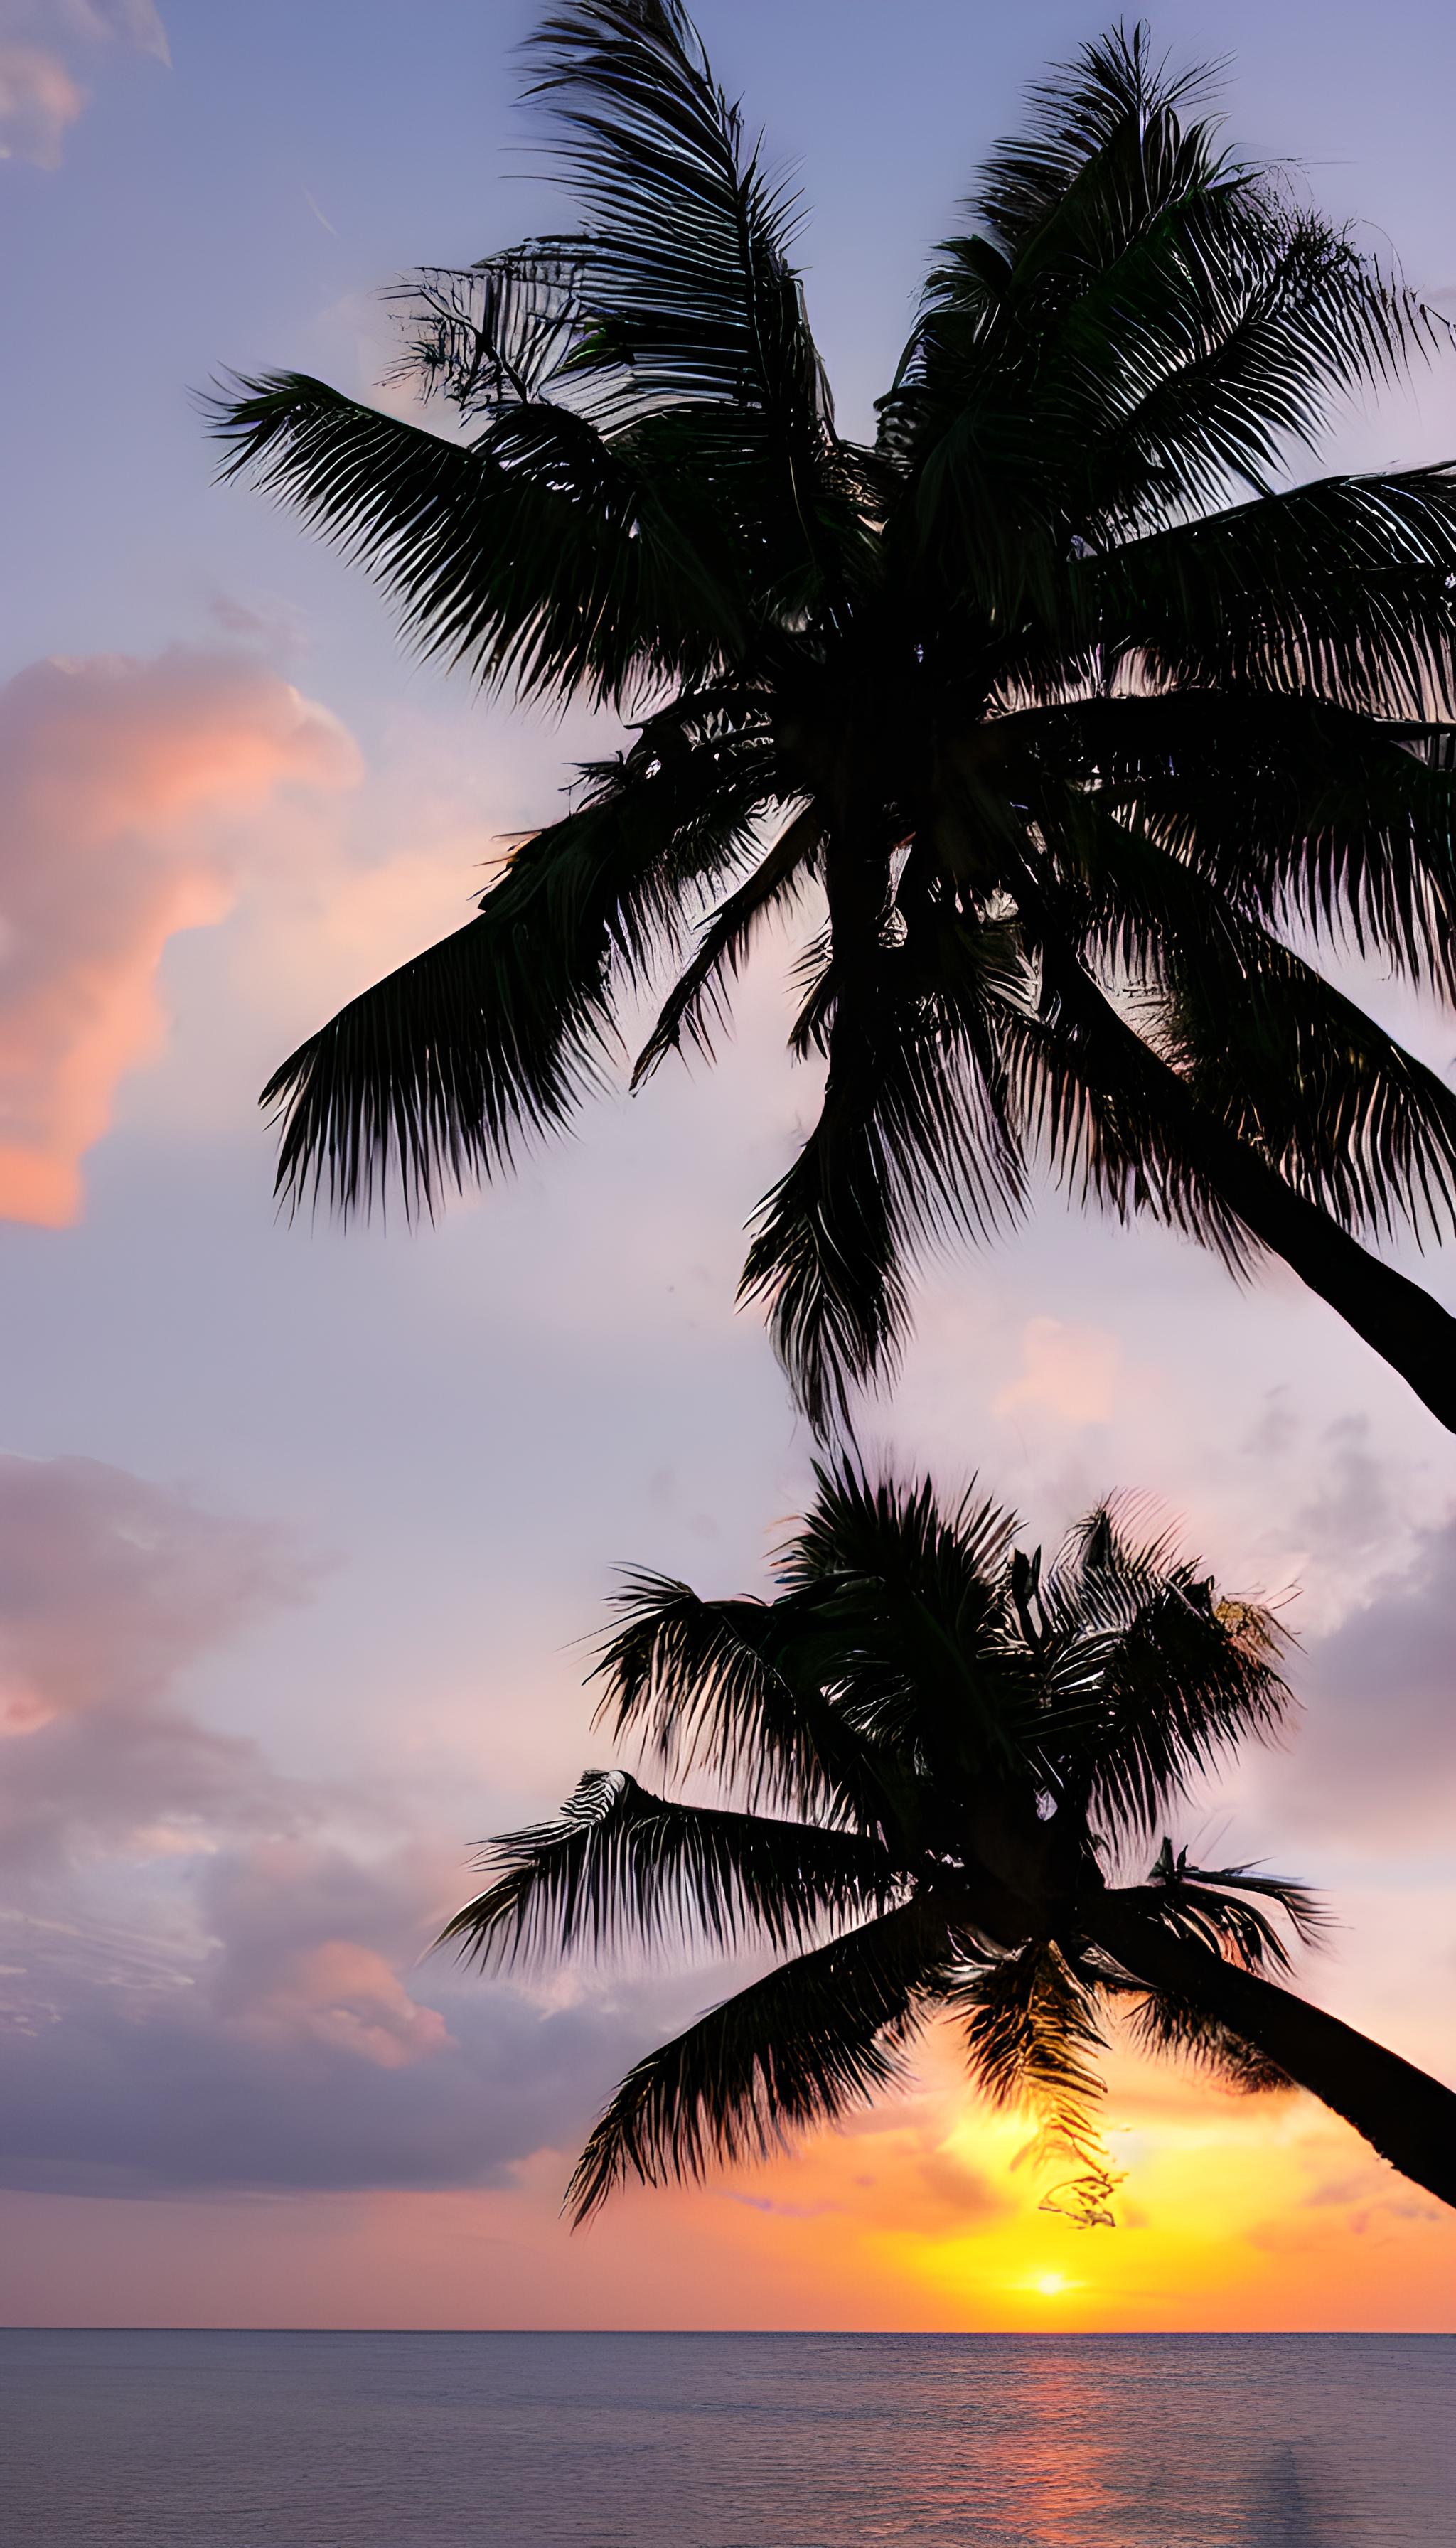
<box><xmin>446</xmin><ymin>1464</ymin><xmax>1456</xmax><ymax>2222</ymax></box>
<box><xmin>218</xmin><ymin>5</ymin><xmax>1456</xmax><ymax>1433</ymax></box>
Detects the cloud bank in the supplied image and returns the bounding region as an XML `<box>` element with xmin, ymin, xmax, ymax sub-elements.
<box><xmin>0</xmin><ymin>1448</ymin><xmax>653</xmax><ymax>2197</ymax></box>
<box><xmin>0</xmin><ymin>1837</ymin><xmax>647</xmax><ymax>2198</ymax></box>
<box><xmin>0</xmin><ymin>1450</ymin><xmax>311</xmax><ymax>1869</ymax></box>
<box><xmin>1291</xmin><ymin>1510</ymin><xmax>1456</xmax><ymax>1841</ymax></box>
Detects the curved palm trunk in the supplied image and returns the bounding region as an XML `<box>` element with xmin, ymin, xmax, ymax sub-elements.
<box><xmin>1087</xmin><ymin>1892</ymin><xmax>1456</xmax><ymax>2209</ymax></box>
<box><xmin>1051</xmin><ymin>953</ymin><xmax>1456</xmax><ymax>1438</ymax></box>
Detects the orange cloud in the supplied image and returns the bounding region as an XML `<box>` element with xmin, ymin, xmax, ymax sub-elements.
<box><xmin>0</xmin><ymin>647</ymin><xmax>358</xmax><ymax>1224</ymax></box>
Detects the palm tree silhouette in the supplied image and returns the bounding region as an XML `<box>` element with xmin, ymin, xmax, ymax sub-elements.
<box><xmin>214</xmin><ymin>5</ymin><xmax>1456</xmax><ymax>1434</ymax></box>
<box><xmin>444</xmin><ymin>1465</ymin><xmax>1456</xmax><ymax>2221</ymax></box>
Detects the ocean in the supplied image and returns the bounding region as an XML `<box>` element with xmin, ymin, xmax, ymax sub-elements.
<box><xmin>1</xmin><ymin>2330</ymin><xmax>1451</xmax><ymax>2547</ymax></box>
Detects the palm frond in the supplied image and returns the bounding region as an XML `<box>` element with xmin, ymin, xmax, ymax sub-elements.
<box><xmin>955</xmin><ymin>1942</ymin><xmax>1116</xmax><ymax>2223</ymax></box>
<box><xmin>631</xmin><ymin>803</ymin><xmax>821</xmax><ymax>1084</ymax></box>
<box><xmin>1132</xmin><ymin>1839</ymin><xmax>1327</xmax><ymax>1976</ymax></box>
<box><xmin>995</xmin><ymin>948</ymin><xmax>1258</xmax><ymax>1274</ymax></box>
<box><xmin>1069</xmin><ymin>203</ymin><xmax>1423</xmax><ymax>530</ymax></box>
<box><xmin>886</xmin><ymin>28</ymin><xmax>1425</xmax><ymax>603</ymax></box>
<box><xmin>1037</xmin><ymin>787</ymin><xmax>1456</xmax><ymax>1246</ymax></box>
<box><xmin>440</xmin><ymin>1767</ymin><xmax>896</xmax><ymax>1967</ymax></box>
<box><xmin>970</xmin><ymin>25</ymin><xmax>1223</xmax><ymax>259</ymax></box>
<box><xmin>784</xmin><ymin>1459</ymin><xmax>1017</xmax><ymax>1602</ymax></box>
<box><xmin>739</xmin><ymin>997</ymin><xmax>908</xmax><ymax>1430</ymax></box>
<box><xmin>996</xmin><ymin>908</ymin><xmax>1456</xmax><ymax>1437</ymax></box>
<box><xmin>1121</xmin><ymin>1984</ymin><xmax>1291</xmax><ymax>2092</ymax></box>
<box><xmin>1005</xmin><ymin>690</ymin><xmax>1456</xmax><ymax>996</ymax></box>
<box><xmin>1169</xmin><ymin>928</ymin><xmax>1456</xmax><ymax>1246</ymax></box>
<box><xmin>591</xmin><ymin>1571</ymin><xmax>889</xmax><ymax>1833</ymax></box>
<box><xmin>210</xmin><ymin>372</ymin><xmax>742</xmax><ymax>707</ymax></box>
<box><xmin>523</xmin><ymin>2</ymin><xmax>819</xmax><ymax>422</ymax></box>
<box><xmin>1040</xmin><ymin>1493</ymin><xmax>1189</xmax><ymax>1634</ymax></box>
<box><xmin>263</xmin><ymin>722</ymin><xmax>775</xmax><ymax>1216</ymax></box>
<box><xmin>388</xmin><ymin>248</ymin><xmax>587</xmax><ymax>418</ymax></box>
<box><xmin>1039</xmin><ymin>1516</ymin><xmax>1290</xmax><ymax>1836</ymax></box>
<box><xmin>1088</xmin><ymin>466</ymin><xmax>1456</xmax><ymax>717</ymax></box>
<box><xmin>564</xmin><ymin>1896</ymin><xmax>951</xmax><ymax>2220</ymax></box>
<box><xmin>773</xmin><ymin>1460</ymin><xmax>1030</xmax><ymax>1775</ymax></box>
<box><xmin>740</xmin><ymin>936</ymin><xmax>1026</xmax><ymax>1429</ymax></box>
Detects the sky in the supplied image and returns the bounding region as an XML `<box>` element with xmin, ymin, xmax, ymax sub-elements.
<box><xmin>1</xmin><ymin>0</ymin><xmax>1456</xmax><ymax>2333</ymax></box>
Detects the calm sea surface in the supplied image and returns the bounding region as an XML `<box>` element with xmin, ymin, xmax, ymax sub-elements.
<box><xmin>1</xmin><ymin>2330</ymin><xmax>1451</xmax><ymax>2547</ymax></box>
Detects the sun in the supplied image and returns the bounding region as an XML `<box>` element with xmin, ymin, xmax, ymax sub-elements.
<box><xmin>1034</xmin><ymin>2272</ymin><xmax>1072</xmax><ymax>2296</ymax></box>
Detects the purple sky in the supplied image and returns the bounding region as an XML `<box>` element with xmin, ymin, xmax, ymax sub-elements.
<box><xmin>1</xmin><ymin>0</ymin><xmax>1455</xmax><ymax>2328</ymax></box>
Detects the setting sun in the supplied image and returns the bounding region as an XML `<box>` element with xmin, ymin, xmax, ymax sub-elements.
<box><xmin>1034</xmin><ymin>2274</ymin><xmax>1072</xmax><ymax>2298</ymax></box>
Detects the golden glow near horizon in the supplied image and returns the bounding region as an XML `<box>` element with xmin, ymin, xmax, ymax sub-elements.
<box><xmin>597</xmin><ymin>2025</ymin><xmax>1456</xmax><ymax>2335</ymax></box>
<box><xmin>18</xmin><ymin>2045</ymin><xmax>1454</xmax><ymax>2334</ymax></box>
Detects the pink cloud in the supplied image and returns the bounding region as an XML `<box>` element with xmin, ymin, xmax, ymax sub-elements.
<box><xmin>992</xmin><ymin>1315</ymin><xmax>1124</xmax><ymax>1427</ymax></box>
<box><xmin>0</xmin><ymin>2</ymin><xmax>169</xmax><ymax>165</ymax></box>
<box><xmin>0</xmin><ymin>1451</ymin><xmax>315</xmax><ymax>1868</ymax></box>
<box><xmin>234</xmin><ymin>1932</ymin><xmax>453</xmax><ymax>2072</ymax></box>
<box><xmin>0</xmin><ymin>1450</ymin><xmax>301</xmax><ymax>1726</ymax></box>
<box><xmin>0</xmin><ymin>647</ymin><xmax>358</xmax><ymax>1224</ymax></box>
<box><xmin>0</xmin><ymin>43</ymin><xmax>82</xmax><ymax>162</ymax></box>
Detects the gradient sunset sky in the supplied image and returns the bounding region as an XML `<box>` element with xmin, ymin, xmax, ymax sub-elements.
<box><xmin>3</xmin><ymin>0</ymin><xmax>1456</xmax><ymax>2332</ymax></box>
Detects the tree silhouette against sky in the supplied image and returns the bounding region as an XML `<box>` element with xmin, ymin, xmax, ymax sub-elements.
<box><xmin>446</xmin><ymin>1465</ymin><xmax>1456</xmax><ymax>2223</ymax></box>
<box><xmin>218</xmin><ymin>3</ymin><xmax>1456</xmax><ymax>1435</ymax></box>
